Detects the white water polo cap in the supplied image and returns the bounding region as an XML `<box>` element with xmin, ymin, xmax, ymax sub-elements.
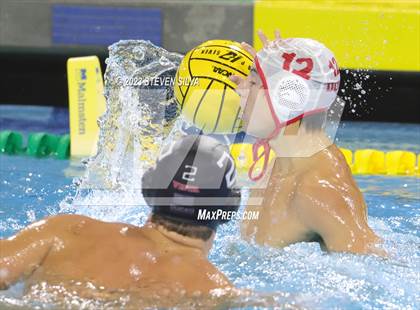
<box><xmin>249</xmin><ymin>38</ymin><xmax>341</xmax><ymax>181</ymax></box>
<box><xmin>255</xmin><ymin>38</ymin><xmax>340</xmax><ymax>126</ymax></box>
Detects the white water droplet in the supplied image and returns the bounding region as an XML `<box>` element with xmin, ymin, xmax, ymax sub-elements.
<box><xmin>129</xmin><ymin>264</ymin><xmax>142</xmax><ymax>281</ymax></box>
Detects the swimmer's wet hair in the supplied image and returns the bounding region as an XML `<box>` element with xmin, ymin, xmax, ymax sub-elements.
<box><xmin>151</xmin><ymin>213</ymin><xmax>213</xmax><ymax>241</ymax></box>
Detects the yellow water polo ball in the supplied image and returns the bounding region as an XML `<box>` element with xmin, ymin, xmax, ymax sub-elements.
<box><xmin>174</xmin><ymin>40</ymin><xmax>253</xmax><ymax>134</ymax></box>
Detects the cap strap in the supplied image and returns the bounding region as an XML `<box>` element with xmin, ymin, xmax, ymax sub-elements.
<box><xmin>248</xmin><ymin>139</ymin><xmax>270</xmax><ymax>182</ymax></box>
<box><xmin>247</xmin><ymin>57</ymin><xmax>282</xmax><ymax>182</ymax></box>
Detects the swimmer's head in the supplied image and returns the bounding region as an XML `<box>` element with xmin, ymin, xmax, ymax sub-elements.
<box><xmin>141</xmin><ymin>135</ymin><xmax>241</xmax><ymax>240</ymax></box>
<box><xmin>256</xmin><ymin>38</ymin><xmax>340</xmax><ymax>133</ymax></box>
<box><xmin>231</xmin><ymin>36</ymin><xmax>341</xmax><ymax>181</ymax></box>
<box><xmin>233</xmin><ymin>38</ymin><xmax>340</xmax><ymax>138</ymax></box>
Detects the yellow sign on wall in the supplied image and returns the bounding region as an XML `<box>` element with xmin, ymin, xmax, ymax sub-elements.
<box><xmin>67</xmin><ymin>56</ymin><xmax>106</xmax><ymax>157</ymax></box>
<box><xmin>255</xmin><ymin>1</ymin><xmax>420</xmax><ymax>71</ymax></box>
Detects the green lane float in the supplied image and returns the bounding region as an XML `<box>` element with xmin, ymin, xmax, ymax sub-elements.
<box><xmin>27</xmin><ymin>133</ymin><xmax>59</xmax><ymax>157</ymax></box>
<box><xmin>0</xmin><ymin>131</ymin><xmax>23</xmax><ymax>155</ymax></box>
<box><xmin>0</xmin><ymin>130</ymin><xmax>70</xmax><ymax>160</ymax></box>
<box><xmin>55</xmin><ymin>135</ymin><xmax>71</xmax><ymax>159</ymax></box>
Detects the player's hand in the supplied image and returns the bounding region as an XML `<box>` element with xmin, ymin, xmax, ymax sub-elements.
<box><xmin>230</xmin><ymin>29</ymin><xmax>282</xmax><ymax>88</ymax></box>
<box><xmin>257</xmin><ymin>29</ymin><xmax>282</xmax><ymax>49</ymax></box>
<box><xmin>238</xmin><ymin>29</ymin><xmax>282</xmax><ymax>58</ymax></box>
<box><xmin>240</xmin><ymin>41</ymin><xmax>256</xmax><ymax>58</ymax></box>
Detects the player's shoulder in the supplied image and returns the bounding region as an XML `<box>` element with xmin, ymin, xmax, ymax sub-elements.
<box><xmin>295</xmin><ymin>166</ymin><xmax>347</xmax><ymax>204</ymax></box>
<box><xmin>299</xmin><ymin>146</ymin><xmax>350</xmax><ymax>183</ymax></box>
<box><xmin>325</xmin><ymin>144</ymin><xmax>352</xmax><ymax>171</ymax></box>
<box><xmin>10</xmin><ymin>214</ymin><xmax>96</xmax><ymax>241</ymax></box>
<box><xmin>41</xmin><ymin>213</ymin><xmax>96</xmax><ymax>228</ymax></box>
<box><xmin>45</xmin><ymin>213</ymin><xmax>92</xmax><ymax>222</ymax></box>
<box><xmin>295</xmin><ymin>168</ymin><xmax>321</xmax><ymax>190</ymax></box>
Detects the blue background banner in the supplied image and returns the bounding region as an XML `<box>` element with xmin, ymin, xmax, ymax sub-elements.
<box><xmin>52</xmin><ymin>5</ymin><xmax>162</xmax><ymax>46</ymax></box>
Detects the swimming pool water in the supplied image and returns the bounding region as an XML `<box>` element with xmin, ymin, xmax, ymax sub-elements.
<box><xmin>0</xmin><ymin>106</ymin><xmax>419</xmax><ymax>309</ymax></box>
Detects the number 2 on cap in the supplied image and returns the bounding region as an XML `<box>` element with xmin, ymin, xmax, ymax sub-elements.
<box><xmin>281</xmin><ymin>52</ymin><xmax>313</xmax><ymax>80</ymax></box>
<box><xmin>182</xmin><ymin>165</ymin><xmax>197</xmax><ymax>182</ymax></box>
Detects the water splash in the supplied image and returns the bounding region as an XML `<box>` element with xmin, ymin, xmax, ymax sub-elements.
<box><xmin>341</xmin><ymin>68</ymin><xmax>373</xmax><ymax>117</ymax></box>
<box><xmin>57</xmin><ymin>40</ymin><xmax>190</xmax><ymax>221</ymax></box>
<box><xmin>80</xmin><ymin>40</ymin><xmax>183</xmax><ymax>191</ymax></box>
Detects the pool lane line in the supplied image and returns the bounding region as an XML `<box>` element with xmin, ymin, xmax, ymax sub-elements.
<box><xmin>0</xmin><ymin>130</ymin><xmax>70</xmax><ymax>160</ymax></box>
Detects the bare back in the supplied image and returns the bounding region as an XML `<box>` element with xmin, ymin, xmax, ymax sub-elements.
<box><xmin>0</xmin><ymin>214</ymin><xmax>232</xmax><ymax>300</ymax></box>
<box><xmin>242</xmin><ymin>144</ymin><xmax>383</xmax><ymax>255</ymax></box>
